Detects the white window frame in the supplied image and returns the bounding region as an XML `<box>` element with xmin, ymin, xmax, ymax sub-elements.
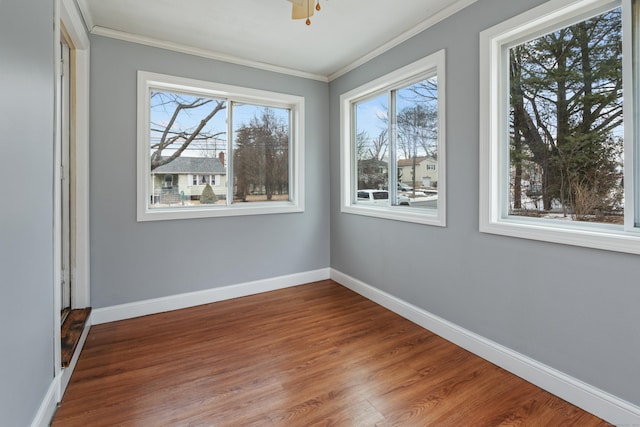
<box><xmin>340</xmin><ymin>50</ymin><xmax>447</xmax><ymax>226</ymax></box>
<box><xmin>137</xmin><ymin>71</ymin><xmax>305</xmax><ymax>221</ymax></box>
<box><xmin>479</xmin><ymin>0</ymin><xmax>640</xmax><ymax>255</ymax></box>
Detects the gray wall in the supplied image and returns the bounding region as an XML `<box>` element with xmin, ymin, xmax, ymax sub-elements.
<box><xmin>2</xmin><ymin>1</ymin><xmax>636</xmax><ymax>424</ymax></box>
<box><xmin>89</xmin><ymin>36</ymin><xmax>330</xmax><ymax>307</ymax></box>
<box><xmin>0</xmin><ymin>0</ymin><xmax>56</xmax><ymax>425</ymax></box>
<box><xmin>330</xmin><ymin>0</ymin><xmax>640</xmax><ymax>407</ymax></box>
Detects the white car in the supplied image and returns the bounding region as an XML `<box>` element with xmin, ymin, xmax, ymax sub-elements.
<box><xmin>357</xmin><ymin>189</ymin><xmax>410</xmax><ymax>205</ymax></box>
<box><xmin>357</xmin><ymin>189</ymin><xmax>390</xmax><ymax>205</ymax></box>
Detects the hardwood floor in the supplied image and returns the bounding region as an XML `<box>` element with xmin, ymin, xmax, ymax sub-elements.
<box><xmin>61</xmin><ymin>308</ymin><xmax>92</xmax><ymax>367</ymax></box>
<box><xmin>52</xmin><ymin>280</ymin><xmax>611</xmax><ymax>426</ymax></box>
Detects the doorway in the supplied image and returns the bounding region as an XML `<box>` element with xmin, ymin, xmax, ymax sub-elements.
<box><xmin>56</xmin><ymin>20</ymin><xmax>91</xmax><ymax>369</ymax></box>
<box><xmin>54</xmin><ymin>0</ymin><xmax>92</xmax><ymax>403</ymax></box>
<box><xmin>59</xmin><ymin>30</ymin><xmax>72</xmax><ymax>323</ymax></box>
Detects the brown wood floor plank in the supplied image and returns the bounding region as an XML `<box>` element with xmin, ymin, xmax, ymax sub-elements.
<box><xmin>52</xmin><ymin>280</ymin><xmax>611</xmax><ymax>426</ymax></box>
<box><xmin>60</xmin><ymin>308</ymin><xmax>91</xmax><ymax>367</ymax></box>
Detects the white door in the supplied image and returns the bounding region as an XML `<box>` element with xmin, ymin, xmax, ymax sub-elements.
<box><xmin>59</xmin><ymin>33</ymin><xmax>72</xmax><ymax>321</ymax></box>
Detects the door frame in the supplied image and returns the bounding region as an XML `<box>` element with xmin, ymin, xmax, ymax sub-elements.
<box><xmin>60</xmin><ymin>29</ymin><xmax>71</xmax><ymax>321</ymax></box>
<box><xmin>53</xmin><ymin>0</ymin><xmax>91</xmax><ymax>401</ymax></box>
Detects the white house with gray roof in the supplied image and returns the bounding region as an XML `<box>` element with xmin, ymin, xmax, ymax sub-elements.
<box><xmin>151</xmin><ymin>154</ymin><xmax>227</xmax><ymax>204</ymax></box>
<box><xmin>397</xmin><ymin>156</ymin><xmax>438</xmax><ymax>188</ymax></box>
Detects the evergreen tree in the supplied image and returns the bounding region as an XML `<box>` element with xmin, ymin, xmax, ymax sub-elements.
<box><xmin>200</xmin><ymin>184</ymin><xmax>217</xmax><ymax>204</ymax></box>
<box><xmin>509</xmin><ymin>8</ymin><xmax>623</xmax><ymax>219</ymax></box>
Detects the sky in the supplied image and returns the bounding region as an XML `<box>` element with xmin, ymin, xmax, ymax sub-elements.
<box><xmin>149</xmin><ymin>90</ymin><xmax>289</xmax><ymax>158</ymax></box>
<box><xmin>354</xmin><ymin>76</ymin><xmax>439</xmax><ymax>160</ymax></box>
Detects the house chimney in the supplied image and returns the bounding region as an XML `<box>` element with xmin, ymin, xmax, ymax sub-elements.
<box><xmin>218</xmin><ymin>151</ymin><xmax>225</xmax><ymax>166</ymax></box>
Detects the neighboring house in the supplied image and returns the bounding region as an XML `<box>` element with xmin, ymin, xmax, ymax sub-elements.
<box><xmin>152</xmin><ymin>154</ymin><xmax>227</xmax><ymax>203</ymax></box>
<box><xmin>397</xmin><ymin>156</ymin><xmax>437</xmax><ymax>188</ymax></box>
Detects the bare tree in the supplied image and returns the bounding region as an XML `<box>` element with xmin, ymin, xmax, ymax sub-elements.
<box><xmin>356</xmin><ymin>129</ymin><xmax>389</xmax><ymax>190</ymax></box>
<box><xmin>355</xmin><ymin>130</ymin><xmax>370</xmax><ymax>160</ymax></box>
<box><xmin>396</xmin><ymin>104</ymin><xmax>438</xmax><ymax>190</ymax></box>
<box><xmin>234</xmin><ymin>108</ymin><xmax>289</xmax><ymax>201</ymax></box>
<box><xmin>368</xmin><ymin>129</ymin><xmax>388</xmax><ymax>161</ymax></box>
<box><xmin>149</xmin><ymin>92</ymin><xmax>226</xmax><ymax>171</ymax></box>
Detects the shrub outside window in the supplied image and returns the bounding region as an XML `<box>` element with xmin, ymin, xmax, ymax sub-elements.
<box><xmin>137</xmin><ymin>71</ymin><xmax>304</xmax><ymax>221</ymax></box>
<box><xmin>340</xmin><ymin>50</ymin><xmax>446</xmax><ymax>226</ymax></box>
<box><xmin>479</xmin><ymin>0</ymin><xmax>640</xmax><ymax>254</ymax></box>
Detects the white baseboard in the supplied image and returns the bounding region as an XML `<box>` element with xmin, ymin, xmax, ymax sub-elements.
<box><xmin>30</xmin><ymin>379</ymin><xmax>58</xmax><ymax>427</ymax></box>
<box><xmin>34</xmin><ymin>270</ymin><xmax>330</xmax><ymax>425</ymax></box>
<box><xmin>330</xmin><ymin>268</ymin><xmax>640</xmax><ymax>426</ymax></box>
<box><xmin>92</xmin><ymin>268</ymin><xmax>331</xmax><ymax>324</ymax></box>
<box><xmin>36</xmin><ymin>268</ymin><xmax>639</xmax><ymax>426</ymax></box>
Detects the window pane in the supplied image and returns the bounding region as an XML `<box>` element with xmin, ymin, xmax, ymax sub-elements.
<box><xmin>341</xmin><ymin>51</ymin><xmax>445</xmax><ymax>226</ymax></box>
<box><xmin>394</xmin><ymin>77</ymin><xmax>439</xmax><ymax>209</ymax></box>
<box><xmin>354</xmin><ymin>94</ymin><xmax>389</xmax><ymax>205</ymax></box>
<box><xmin>232</xmin><ymin>104</ymin><xmax>290</xmax><ymax>203</ymax></box>
<box><xmin>148</xmin><ymin>90</ymin><xmax>227</xmax><ymax>208</ymax></box>
<box><xmin>508</xmin><ymin>8</ymin><xmax>623</xmax><ymax>225</ymax></box>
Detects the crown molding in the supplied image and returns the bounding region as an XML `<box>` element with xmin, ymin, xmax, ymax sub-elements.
<box><xmin>328</xmin><ymin>0</ymin><xmax>477</xmax><ymax>81</ymax></box>
<box><xmin>74</xmin><ymin>0</ymin><xmax>94</xmax><ymax>32</ymax></box>
<box><xmin>76</xmin><ymin>0</ymin><xmax>476</xmax><ymax>83</ymax></box>
<box><xmin>90</xmin><ymin>26</ymin><xmax>330</xmax><ymax>82</ymax></box>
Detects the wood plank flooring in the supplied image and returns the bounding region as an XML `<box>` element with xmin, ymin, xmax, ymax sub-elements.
<box><xmin>61</xmin><ymin>308</ymin><xmax>92</xmax><ymax>367</ymax></box>
<box><xmin>52</xmin><ymin>280</ymin><xmax>611</xmax><ymax>426</ymax></box>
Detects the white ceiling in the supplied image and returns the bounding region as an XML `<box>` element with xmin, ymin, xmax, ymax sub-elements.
<box><xmin>76</xmin><ymin>0</ymin><xmax>475</xmax><ymax>81</ymax></box>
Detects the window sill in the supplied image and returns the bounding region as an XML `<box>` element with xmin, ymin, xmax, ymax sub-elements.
<box><xmin>137</xmin><ymin>201</ymin><xmax>304</xmax><ymax>222</ymax></box>
<box><xmin>480</xmin><ymin>217</ymin><xmax>640</xmax><ymax>255</ymax></box>
<box><xmin>342</xmin><ymin>204</ymin><xmax>445</xmax><ymax>227</ymax></box>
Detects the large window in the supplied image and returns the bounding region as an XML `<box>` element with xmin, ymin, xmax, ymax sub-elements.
<box><xmin>479</xmin><ymin>0</ymin><xmax>640</xmax><ymax>254</ymax></box>
<box><xmin>340</xmin><ymin>51</ymin><xmax>446</xmax><ymax>226</ymax></box>
<box><xmin>137</xmin><ymin>72</ymin><xmax>304</xmax><ymax>221</ymax></box>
